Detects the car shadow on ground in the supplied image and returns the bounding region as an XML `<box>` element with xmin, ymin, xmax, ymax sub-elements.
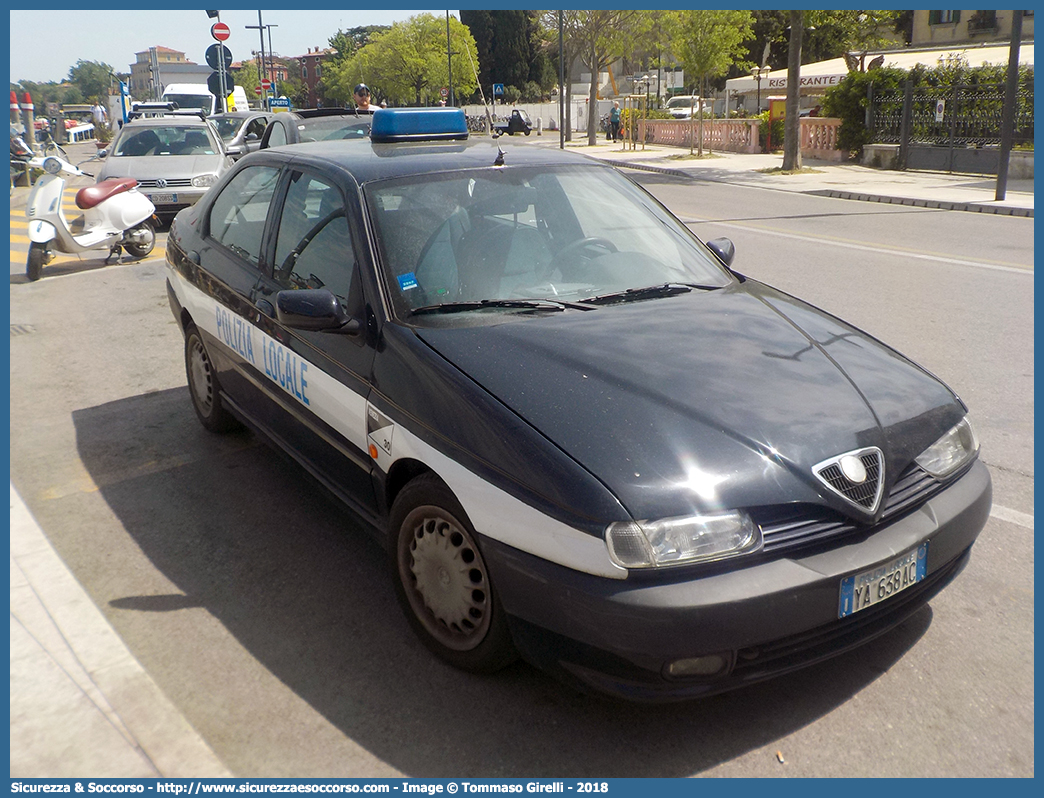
<box><xmin>68</xmin><ymin>388</ymin><xmax>933</xmax><ymax>777</ymax></box>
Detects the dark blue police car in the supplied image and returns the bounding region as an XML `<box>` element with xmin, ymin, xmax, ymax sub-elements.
<box><xmin>165</xmin><ymin>108</ymin><xmax>991</xmax><ymax>700</ymax></box>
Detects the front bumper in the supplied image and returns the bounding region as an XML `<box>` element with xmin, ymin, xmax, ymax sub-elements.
<box><xmin>482</xmin><ymin>459</ymin><xmax>991</xmax><ymax>701</ymax></box>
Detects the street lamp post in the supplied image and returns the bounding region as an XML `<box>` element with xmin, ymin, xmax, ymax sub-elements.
<box><xmin>751</xmin><ymin>65</ymin><xmax>770</xmax><ymax>113</ymax></box>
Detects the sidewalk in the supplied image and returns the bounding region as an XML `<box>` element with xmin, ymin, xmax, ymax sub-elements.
<box><xmin>10</xmin><ymin>483</ymin><xmax>232</xmax><ymax>777</ymax></box>
<box><xmin>528</xmin><ymin>135</ymin><xmax>1034</xmax><ymax>217</ymax></box>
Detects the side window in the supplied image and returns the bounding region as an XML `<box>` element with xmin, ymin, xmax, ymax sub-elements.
<box><xmin>273</xmin><ymin>172</ymin><xmax>354</xmax><ymax>301</ymax></box>
<box><xmin>207</xmin><ymin>165</ymin><xmax>280</xmax><ymax>267</ymax></box>
<box><xmin>247</xmin><ymin>119</ymin><xmax>267</xmax><ymax>139</ymax></box>
<box><xmin>267</xmin><ymin>121</ymin><xmax>287</xmax><ymax>147</ymax></box>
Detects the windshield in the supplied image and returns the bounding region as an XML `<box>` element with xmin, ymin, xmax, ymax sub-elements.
<box><xmin>365</xmin><ymin>164</ymin><xmax>734</xmax><ymax>323</ymax></box>
<box><xmin>297</xmin><ymin>117</ymin><xmax>371</xmax><ymax>142</ymax></box>
<box><xmin>112</xmin><ymin>124</ymin><xmax>219</xmax><ymax>157</ymax></box>
<box><xmin>666</xmin><ymin>97</ymin><xmax>697</xmax><ymax>108</ymax></box>
<box><xmin>166</xmin><ymin>93</ymin><xmax>212</xmax><ymax>114</ymax></box>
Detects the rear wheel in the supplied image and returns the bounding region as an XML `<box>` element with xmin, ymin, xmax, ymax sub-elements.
<box><xmin>26</xmin><ymin>242</ymin><xmax>49</xmax><ymax>282</ymax></box>
<box><xmin>123</xmin><ymin>221</ymin><xmax>156</xmax><ymax>259</ymax></box>
<box><xmin>184</xmin><ymin>323</ymin><xmax>239</xmax><ymax>433</ymax></box>
<box><xmin>390</xmin><ymin>473</ymin><xmax>517</xmax><ymax>673</ymax></box>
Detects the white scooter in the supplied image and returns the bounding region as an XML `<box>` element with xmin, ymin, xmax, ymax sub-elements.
<box><xmin>24</xmin><ymin>156</ymin><xmax>157</xmax><ymax>282</ymax></box>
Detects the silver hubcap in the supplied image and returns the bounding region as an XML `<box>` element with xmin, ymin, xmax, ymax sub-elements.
<box><xmin>401</xmin><ymin>510</ymin><xmax>491</xmax><ymax>651</ymax></box>
<box><xmin>189</xmin><ymin>337</ymin><xmax>214</xmax><ymax>413</ymax></box>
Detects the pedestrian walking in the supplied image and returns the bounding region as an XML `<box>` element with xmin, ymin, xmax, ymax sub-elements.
<box><xmin>609</xmin><ymin>101</ymin><xmax>621</xmax><ymax>142</ymax></box>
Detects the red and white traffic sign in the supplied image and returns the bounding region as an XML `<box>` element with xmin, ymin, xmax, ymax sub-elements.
<box><xmin>211</xmin><ymin>22</ymin><xmax>230</xmax><ymax>41</ymax></box>
<box><xmin>261</xmin><ymin>78</ymin><xmax>272</xmax><ymax>90</ymax></box>
<box><xmin>254</xmin><ymin>86</ymin><xmax>263</xmax><ymax>96</ymax></box>
<box><xmin>440</xmin><ymin>87</ymin><xmax>448</xmax><ymax>98</ymax></box>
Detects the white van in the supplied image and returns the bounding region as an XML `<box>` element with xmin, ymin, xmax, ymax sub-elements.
<box><xmin>665</xmin><ymin>95</ymin><xmax>705</xmax><ymax>119</ymax></box>
<box><xmin>162</xmin><ymin>83</ymin><xmax>250</xmax><ymax>115</ymax></box>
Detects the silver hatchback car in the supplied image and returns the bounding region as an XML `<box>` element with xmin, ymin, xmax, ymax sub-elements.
<box><xmin>98</xmin><ymin>115</ymin><xmax>232</xmax><ymax>221</ymax></box>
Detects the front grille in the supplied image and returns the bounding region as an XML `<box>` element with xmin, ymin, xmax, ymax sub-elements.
<box><xmin>814</xmin><ymin>448</ymin><xmax>883</xmax><ymax>511</ymax></box>
<box><xmin>818</xmin><ymin>453</ymin><xmax>881</xmax><ymax>508</ymax></box>
<box><xmin>136</xmin><ymin>178</ymin><xmax>193</xmax><ymax>188</ymax></box>
<box><xmin>756</xmin><ymin>462</ymin><xmax>948</xmax><ymax>556</ymax></box>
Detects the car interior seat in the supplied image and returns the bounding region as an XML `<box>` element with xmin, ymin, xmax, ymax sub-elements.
<box><xmin>120</xmin><ymin>129</ymin><xmax>160</xmax><ymax>156</ymax></box>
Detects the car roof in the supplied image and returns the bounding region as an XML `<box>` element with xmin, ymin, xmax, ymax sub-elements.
<box><xmin>211</xmin><ymin>111</ymin><xmax>267</xmax><ymax>119</ymax></box>
<box><xmin>121</xmin><ymin>115</ymin><xmax>213</xmax><ymax>128</ymax></box>
<box><xmin>249</xmin><ymin>137</ymin><xmax>602</xmax><ymax>184</ymax></box>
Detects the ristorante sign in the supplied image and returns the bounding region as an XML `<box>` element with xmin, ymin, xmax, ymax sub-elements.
<box><xmin>766</xmin><ymin>74</ymin><xmax>845</xmax><ymax>90</ymax></box>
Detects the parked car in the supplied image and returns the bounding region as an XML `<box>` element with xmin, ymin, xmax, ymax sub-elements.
<box><xmin>97</xmin><ymin>115</ymin><xmax>231</xmax><ymax>221</ymax></box>
<box><xmin>164</xmin><ymin>108</ymin><xmax>990</xmax><ymax>701</ymax></box>
<box><xmin>210</xmin><ymin>111</ymin><xmax>275</xmax><ymax>160</ymax></box>
<box><xmin>494</xmin><ymin>108</ymin><xmax>532</xmax><ymax>136</ymax></box>
<box><xmin>259</xmin><ymin>108</ymin><xmax>372</xmax><ymax>149</ymax></box>
<box><xmin>665</xmin><ymin>95</ymin><xmax>704</xmax><ymax>119</ymax></box>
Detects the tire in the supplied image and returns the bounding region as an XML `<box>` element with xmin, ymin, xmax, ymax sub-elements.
<box><xmin>26</xmin><ymin>242</ymin><xmax>48</xmax><ymax>282</ymax></box>
<box><xmin>184</xmin><ymin>323</ymin><xmax>239</xmax><ymax>433</ymax></box>
<box><xmin>390</xmin><ymin>473</ymin><xmax>517</xmax><ymax>673</ymax></box>
<box><xmin>123</xmin><ymin>221</ymin><xmax>156</xmax><ymax>259</ymax></box>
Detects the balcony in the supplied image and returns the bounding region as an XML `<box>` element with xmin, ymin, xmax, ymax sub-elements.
<box><xmin>967</xmin><ymin>11</ymin><xmax>999</xmax><ymax>36</ymax></box>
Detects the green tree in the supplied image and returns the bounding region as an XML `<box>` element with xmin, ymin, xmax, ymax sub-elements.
<box><xmin>67</xmin><ymin>60</ymin><xmax>114</xmax><ymax>101</ymax></box>
<box><xmin>327</xmin><ymin>26</ymin><xmax>388</xmax><ymax>68</ymax></box>
<box><xmin>325</xmin><ymin>13</ymin><xmax>478</xmax><ymax>107</ymax></box>
<box><xmin>667</xmin><ymin>10</ymin><xmax>753</xmax><ymax>155</ymax></box>
<box><xmin>561</xmin><ymin>10</ymin><xmax>645</xmax><ymax>144</ymax></box>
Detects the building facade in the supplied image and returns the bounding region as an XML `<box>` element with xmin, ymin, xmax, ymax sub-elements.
<box><xmin>912</xmin><ymin>9</ymin><xmax>1034</xmax><ymax>45</ymax></box>
<box><xmin>297</xmin><ymin>46</ymin><xmax>337</xmax><ymax>107</ymax></box>
<box><xmin>129</xmin><ymin>46</ymin><xmax>210</xmax><ymax>100</ymax></box>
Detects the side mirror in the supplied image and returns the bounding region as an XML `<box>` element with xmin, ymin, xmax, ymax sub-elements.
<box><xmin>276</xmin><ymin>288</ymin><xmax>361</xmax><ymax>334</ymax></box>
<box><xmin>705</xmin><ymin>237</ymin><xmax>736</xmax><ymax>267</ymax></box>
<box><xmin>245</xmin><ymin>132</ymin><xmax>259</xmax><ymax>142</ymax></box>
<box><xmin>225</xmin><ymin>144</ymin><xmax>244</xmax><ymax>158</ymax></box>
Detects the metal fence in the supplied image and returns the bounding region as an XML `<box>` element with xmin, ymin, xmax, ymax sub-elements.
<box><xmin>870</xmin><ymin>82</ymin><xmax>1034</xmax><ymax>148</ymax></box>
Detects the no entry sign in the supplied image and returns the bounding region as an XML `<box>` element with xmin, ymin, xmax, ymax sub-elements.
<box><xmin>211</xmin><ymin>22</ymin><xmax>231</xmax><ymax>41</ymax></box>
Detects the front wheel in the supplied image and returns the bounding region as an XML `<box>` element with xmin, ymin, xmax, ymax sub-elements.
<box><xmin>123</xmin><ymin>221</ymin><xmax>156</xmax><ymax>259</ymax></box>
<box><xmin>390</xmin><ymin>473</ymin><xmax>517</xmax><ymax>673</ymax></box>
<box><xmin>184</xmin><ymin>323</ymin><xmax>239</xmax><ymax>433</ymax></box>
<box><xmin>26</xmin><ymin>242</ymin><xmax>50</xmax><ymax>282</ymax></box>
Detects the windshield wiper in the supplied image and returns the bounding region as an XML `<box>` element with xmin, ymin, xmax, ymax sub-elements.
<box><xmin>580</xmin><ymin>282</ymin><xmax>720</xmax><ymax>306</ymax></box>
<box><xmin>411</xmin><ymin>298</ymin><xmax>587</xmax><ymax>316</ymax></box>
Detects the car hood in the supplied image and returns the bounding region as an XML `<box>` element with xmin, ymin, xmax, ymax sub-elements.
<box><xmin>413</xmin><ymin>280</ymin><xmax>963</xmax><ymax>521</ymax></box>
<box><xmin>99</xmin><ymin>154</ymin><xmax>226</xmax><ymax>179</ymax></box>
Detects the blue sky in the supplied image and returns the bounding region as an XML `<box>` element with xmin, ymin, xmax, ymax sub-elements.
<box><xmin>9</xmin><ymin>9</ymin><xmax>454</xmax><ymax>84</ymax></box>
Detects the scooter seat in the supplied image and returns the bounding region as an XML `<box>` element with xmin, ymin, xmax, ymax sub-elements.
<box><xmin>76</xmin><ymin>178</ymin><xmax>139</xmax><ymax>210</ymax></box>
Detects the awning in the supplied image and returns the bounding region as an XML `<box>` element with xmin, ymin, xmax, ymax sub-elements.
<box><xmin>725</xmin><ymin>42</ymin><xmax>1034</xmax><ymax>95</ymax></box>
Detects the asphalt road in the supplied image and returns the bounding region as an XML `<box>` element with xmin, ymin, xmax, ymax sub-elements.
<box><xmin>8</xmin><ymin>175</ymin><xmax>1034</xmax><ymax>777</ymax></box>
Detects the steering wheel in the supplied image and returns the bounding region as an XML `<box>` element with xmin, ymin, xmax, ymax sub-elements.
<box><xmin>546</xmin><ymin>236</ymin><xmax>618</xmax><ymax>278</ymax></box>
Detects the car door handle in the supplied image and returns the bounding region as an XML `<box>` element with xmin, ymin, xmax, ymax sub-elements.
<box><xmin>256</xmin><ymin>299</ymin><xmax>275</xmax><ymax>319</ymax></box>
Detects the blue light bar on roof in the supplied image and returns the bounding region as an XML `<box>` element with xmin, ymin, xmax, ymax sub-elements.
<box><xmin>370</xmin><ymin>107</ymin><xmax>469</xmax><ymax>143</ymax></box>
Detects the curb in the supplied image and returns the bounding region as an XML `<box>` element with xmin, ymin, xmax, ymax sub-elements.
<box><xmin>609</xmin><ymin>160</ymin><xmax>1034</xmax><ymax>218</ymax></box>
<box><xmin>804</xmin><ymin>188</ymin><xmax>1034</xmax><ymax>217</ymax></box>
<box><xmin>10</xmin><ymin>483</ymin><xmax>232</xmax><ymax>778</ymax></box>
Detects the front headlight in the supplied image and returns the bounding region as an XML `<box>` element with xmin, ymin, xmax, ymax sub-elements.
<box><xmin>915</xmin><ymin>416</ymin><xmax>979</xmax><ymax>477</ymax></box>
<box><xmin>191</xmin><ymin>174</ymin><xmax>218</xmax><ymax>188</ymax></box>
<box><xmin>606</xmin><ymin>510</ymin><xmax>761</xmax><ymax>569</ymax></box>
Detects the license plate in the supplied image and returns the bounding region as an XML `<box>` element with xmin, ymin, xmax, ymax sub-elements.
<box><xmin>149</xmin><ymin>192</ymin><xmax>177</xmax><ymax>204</ymax></box>
<box><xmin>838</xmin><ymin>542</ymin><xmax>928</xmax><ymax>618</ymax></box>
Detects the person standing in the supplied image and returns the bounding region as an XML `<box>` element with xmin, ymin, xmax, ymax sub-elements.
<box><xmin>91</xmin><ymin>98</ymin><xmax>108</xmax><ymax>128</ymax></box>
<box><xmin>609</xmin><ymin>101</ymin><xmax>621</xmax><ymax>142</ymax></box>
<box><xmin>353</xmin><ymin>84</ymin><xmax>373</xmax><ymax>114</ymax></box>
